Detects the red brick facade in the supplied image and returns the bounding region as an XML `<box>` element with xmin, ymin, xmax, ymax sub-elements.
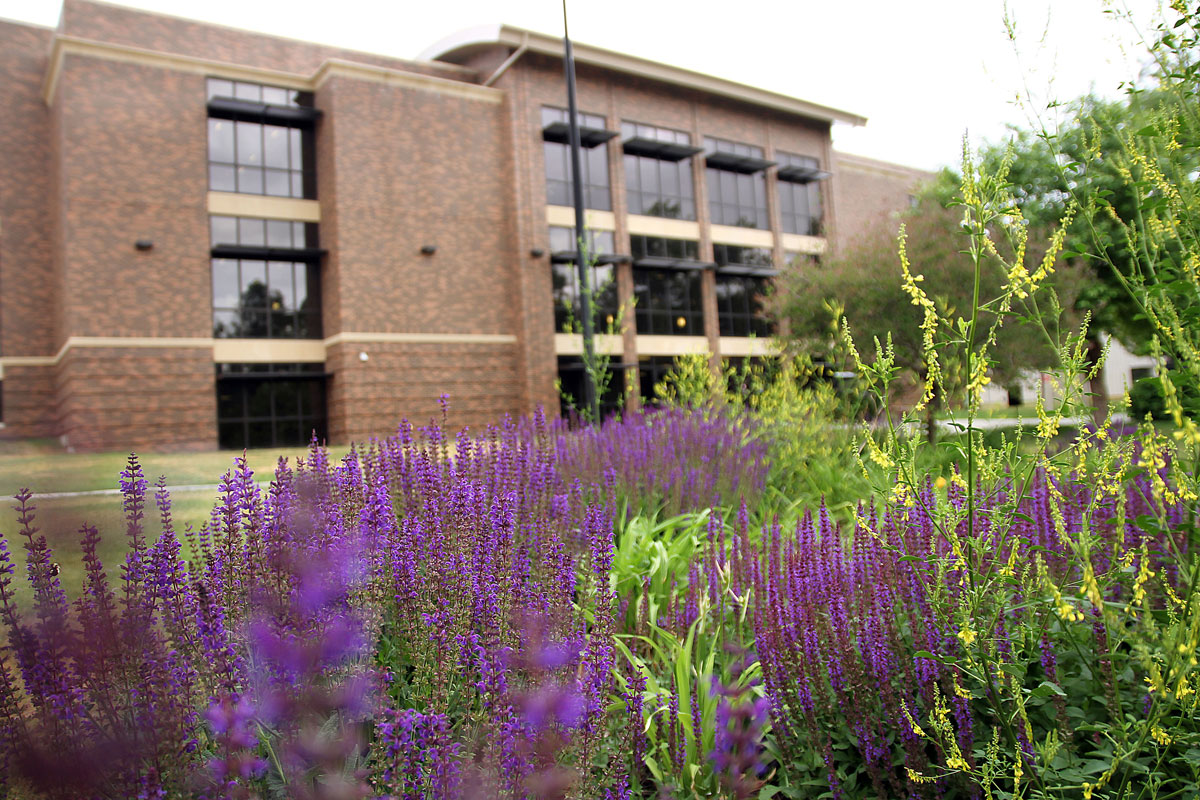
<box><xmin>0</xmin><ymin>1</ymin><xmax>922</xmax><ymax>452</ymax></box>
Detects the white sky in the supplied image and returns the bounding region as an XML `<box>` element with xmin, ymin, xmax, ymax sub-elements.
<box><xmin>0</xmin><ymin>0</ymin><xmax>1167</xmax><ymax>172</ymax></box>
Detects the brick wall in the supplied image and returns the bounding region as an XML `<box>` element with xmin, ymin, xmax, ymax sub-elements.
<box><xmin>830</xmin><ymin>152</ymin><xmax>935</xmax><ymax>254</ymax></box>
<box><xmin>59</xmin><ymin>0</ymin><xmax>477</xmax><ymax>83</ymax></box>
<box><xmin>0</xmin><ymin>22</ymin><xmax>57</xmax><ymax>438</ymax></box>
<box><xmin>55</xmin><ymin>347</ymin><xmax>215</xmax><ymax>452</ymax></box>
<box><xmin>326</xmin><ymin>341</ymin><xmax>521</xmax><ymax>442</ymax></box>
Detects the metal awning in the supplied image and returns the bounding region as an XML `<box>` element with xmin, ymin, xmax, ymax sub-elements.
<box><xmin>633</xmin><ymin>256</ymin><xmax>717</xmax><ymax>271</ymax></box>
<box><xmin>550</xmin><ymin>251</ymin><xmax>632</xmax><ymax>265</ymax></box>
<box><xmin>717</xmin><ymin>264</ymin><xmax>779</xmax><ymax>277</ymax></box>
<box><xmin>207</xmin><ymin>97</ymin><xmax>323</xmax><ymax>126</ymax></box>
<box><xmin>211</xmin><ymin>245</ymin><xmax>327</xmax><ymax>262</ymax></box>
<box><xmin>542</xmin><ymin>121</ymin><xmax>618</xmax><ymax>148</ymax></box>
<box><xmin>621</xmin><ymin>137</ymin><xmax>703</xmax><ymax>161</ymax></box>
<box><xmin>704</xmin><ymin>151</ymin><xmax>776</xmax><ymax>174</ymax></box>
<box><xmin>776</xmin><ymin>165</ymin><xmax>831</xmax><ymax>183</ymax></box>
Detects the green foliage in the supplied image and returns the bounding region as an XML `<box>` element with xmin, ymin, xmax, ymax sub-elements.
<box><xmin>777</xmin><ymin>190</ymin><xmax>1084</xmax><ymax>407</ymax></box>
<box><xmin>652</xmin><ymin>353</ymin><xmax>868</xmax><ymax>517</ymax></box>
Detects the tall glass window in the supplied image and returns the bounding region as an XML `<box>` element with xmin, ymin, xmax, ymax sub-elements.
<box><xmin>210</xmin><ymin>216</ymin><xmax>321</xmax><ymax>339</ymax></box>
<box><xmin>215</xmin><ymin>363</ymin><xmax>326</xmax><ymax>450</ymax></box>
<box><xmin>777</xmin><ymin>152</ymin><xmax>825</xmax><ymax>236</ymax></box>
<box><xmin>207</xmin><ymin>78</ymin><xmax>316</xmax><ymax>199</ymax></box>
<box><xmin>715</xmin><ymin>275</ymin><xmax>773</xmax><ymax>337</ymax></box>
<box><xmin>704</xmin><ymin>137</ymin><xmax>770</xmax><ymax>229</ymax></box>
<box><xmin>549</xmin><ymin>227</ymin><xmax>619</xmax><ymax>333</ymax></box>
<box><xmin>542</xmin><ymin>107</ymin><xmax>612</xmax><ymax>210</ymax></box>
<box><xmin>622</xmin><ymin>122</ymin><xmax>696</xmax><ymax>219</ymax></box>
<box><xmin>632</xmin><ymin>268</ymin><xmax>704</xmax><ymax>336</ymax></box>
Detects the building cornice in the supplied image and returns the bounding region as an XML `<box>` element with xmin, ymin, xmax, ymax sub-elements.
<box><xmin>42</xmin><ymin>34</ymin><xmax>500</xmax><ymax>106</ymax></box>
<box><xmin>312</xmin><ymin>59</ymin><xmax>502</xmax><ymax>103</ymax></box>
<box><xmin>421</xmin><ymin>24</ymin><xmax>867</xmax><ymax>127</ymax></box>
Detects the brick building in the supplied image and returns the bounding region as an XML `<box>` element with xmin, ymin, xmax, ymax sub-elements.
<box><xmin>0</xmin><ymin>1</ymin><xmax>928</xmax><ymax>452</ymax></box>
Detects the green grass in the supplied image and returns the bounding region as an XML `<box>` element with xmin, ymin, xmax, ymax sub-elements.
<box><xmin>4</xmin><ymin>489</ymin><xmax>219</xmax><ymax>610</ymax></box>
<box><xmin>0</xmin><ymin>441</ymin><xmax>351</xmax><ymax>497</ymax></box>
<box><xmin>0</xmin><ymin>440</ymin><xmax>349</xmax><ymax>610</ymax></box>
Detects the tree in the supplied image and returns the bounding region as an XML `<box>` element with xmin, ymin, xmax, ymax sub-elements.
<box><xmin>777</xmin><ymin>189</ymin><xmax>1084</xmax><ymax>433</ymax></box>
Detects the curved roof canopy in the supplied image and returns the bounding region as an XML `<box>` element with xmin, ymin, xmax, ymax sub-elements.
<box><xmin>419</xmin><ymin>24</ymin><xmax>867</xmax><ymax>128</ymax></box>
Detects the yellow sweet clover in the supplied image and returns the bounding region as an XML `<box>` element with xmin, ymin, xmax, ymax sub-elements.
<box><xmin>906</xmin><ymin>768</ymin><xmax>935</xmax><ymax>785</ymax></box>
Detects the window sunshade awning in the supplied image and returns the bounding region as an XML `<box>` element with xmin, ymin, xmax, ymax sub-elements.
<box><xmin>211</xmin><ymin>245</ymin><xmax>327</xmax><ymax>262</ymax></box>
<box><xmin>776</xmin><ymin>165</ymin><xmax>831</xmax><ymax>183</ymax></box>
<box><xmin>207</xmin><ymin>97</ymin><xmax>323</xmax><ymax>126</ymax></box>
<box><xmin>717</xmin><ymin>264</ymin><xmax>779</xmax><ymax>277</ymax></box>
<box><xmin>550</xmin><ymin>251</ymin><xmax>632</xmax><ymax>265</ymax></box>
<box><xmin>704</xmin><ymin>151</ymin><xmax>776</xmax><ymax>174</ymax></box>
<box><xmin>621</xmin><ymin>137</ymin><xmax>704</xmax><ymax>161</ymax></box>
<box><xmin>633</xmin><ymin>256</ymin><xmax>717</xmax><ymax>271</ymax></box>
<box><xmin>542</xmin><ymin>121</ymin><xmax>619</xmax><ymax>148</ymax></box>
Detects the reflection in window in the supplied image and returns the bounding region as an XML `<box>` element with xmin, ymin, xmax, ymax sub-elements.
<box><xmin>548</xmin><ymin>227</ymin><xmax>619</xmax><ymax>333</ymax></box>
<box><xmin>633</xmin><ymin>268</ymin><xmax>704</xmax><ymax>336</ymax></box>
<box><xmin>705</xmin><ymin>137</ymin><xmax>769</xmax><ymax>229</ymax></box>
<box><xmin>712</xmin><ymin>244</ymin><xmax>774</xmax><ymax>269</ymax></box>
<box><xmin>207</xmin><ymin>79</ymin><xmax>315</xmax><ymax>199</ymax></box>
<box><xmin>215</xmin><ymin>363</ymin><xmax>326</xmax><ymax>450</ymax></box>
<box><xmin>716</xmin><ymin>275</ymin><xmax>773</xmax><ymax>337</ymax></box>
<box><xmin>542</xmin><ymin>107</ymin><xmax>611</xmax><ymax>210</ymax></box>
<box><xmin>211</xmin><ymin>259</ymin><xmax>321</xmax><ymax>339</ymax></box>
<box><xmin>629</xmin><ymin>235</ymin><xmax>699</xmax><ymax>261</ymax></box>
<box><xmin>777</xmin><ymin>152</ymin><xmax>824</xmax><ymax>236</ymax></box>
<box><xmin>622</xmin><ymin>122</ymin><xmax>695</xmax><ymax>219</ymax></box>
<box><xmin>210</xmin><ymin>216</ymin><xmax>317</xmax><ymax>249</ymax></box>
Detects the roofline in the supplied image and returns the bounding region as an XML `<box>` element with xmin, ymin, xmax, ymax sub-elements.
<box><xmin>420</xmin><ymin>24</ymin><xmax>867</xmax><ymax>127</ymax></box>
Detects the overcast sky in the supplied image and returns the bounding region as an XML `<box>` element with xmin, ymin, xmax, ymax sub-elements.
<box><xmin>0</xmin><ymin>0</ymin><xmax>1167</xmax><ymax>172</ymax></box>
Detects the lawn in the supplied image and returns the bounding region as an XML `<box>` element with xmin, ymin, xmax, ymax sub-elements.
<box><xmin>0</xmin><ymin>440</ymin><xmax>349</xmax><ymax>608</ymax></box>
<box><xmin>0</xmin><ymin>438</ymin><xmax>350</xmax><ymax>497</ymax></box>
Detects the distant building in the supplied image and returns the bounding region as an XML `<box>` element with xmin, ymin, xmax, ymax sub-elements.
<box><xmin>0</xmin><ymin>1</ymin><xmax>927</xmax><ymax>452</ymax></box>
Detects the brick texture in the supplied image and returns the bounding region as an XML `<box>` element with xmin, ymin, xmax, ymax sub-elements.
<box><xmin>59</xmin><ymin>0</ymin><xmax>476</xmax><ymax>82</ymax></box>
<box><xmin>831</xmin><ymin>152</ymin><xmax>935</xmax><ymax>253</ymax></box>
<box><xmin>326</xmin><ymin>342</ymin><xmax>521</xmax><ymax>442</ymax></box>
<box><xmin>0</xmin><ymin>22</ymin><xmax>57</xmax><ymax>438</ymax></box>
<box><xmin>55</xmin><ymin>347</ymin><xmax>216</xmax><ymax>452</ymax></box>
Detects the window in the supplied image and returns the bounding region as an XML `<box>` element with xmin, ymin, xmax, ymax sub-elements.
<box><xmin>216</xmin><ymin>363</ymin><xmax>326</xmax><ymax>450</ymax></box>
<box><xmin>207</xmin><ymin>78</ymin><xmax>316</xmax><ymax>198</ymax></box>
<box><xmin>704</xmin><ymin>137</ymin><xmax>770</xmax><ymax>229</ymax></box>
<box><xmin>210</xmin><ymin>216</ymin><xmax>321</xmax><ymax>339</ymax></box>
<box><xmin>557</xmin><ymin>356</ymin><xmax>626</xmax><ymax>420</ymax></box>
<box><xmin>542</xmin><ymin>107</ymin><xmax>612</xmax><ymax>210</ymax></box>
<box><xmin>549</xmin><ymin>227</ymin><xmax>619</xmax><ymax>333</ymax></box>
<box><xmin>638</xmin><ymin>355</ymin><xmax>679</xmax><ymax>405</ymax></box>
<box><xmin>632</xmin><ymin>268</ymin><xmax>704</xmax><ymax>336</ymax></box>
<box><xmin>776</xmin><ymin>152</ymin><xmax>825</xmax><ymax>236</ymax></box>
<box><xmin>630</xmin><ymin>235</ymin><xmax>700</xmax><ymax>262</ymax></box>
<box><xmin>622</xmin><ymin>122</ymin><xmax>697</xmax><ymax>219</ymax></box>
<box><xmin>715</xmin><ymin>275</ymin><xmax>773</xmax><ymax>337</ymax></box>
<box><xmin>712</xmin><ymin>244</ymin><xmax>773</xmax><ymax>269</ymax></box>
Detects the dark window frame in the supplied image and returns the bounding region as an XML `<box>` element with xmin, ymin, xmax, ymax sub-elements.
<box><xmin>549</xmin><ymin>227</ymin><xmax>621</xmax><ymax>333</ymax></box>
<box><xmin>622</xmin><ymin>121</ymin><xmax>697</xmax><ymax>220</ymax></box>
<box><xmin>715</xmin><ymin>273</ymin><xmax>774</xmax><ymax>338</ymax></box>
<box><xmin>542</xmin><ymin>107</ymin><xmax>612</xmax><ymax>211</ymax></box>
<box><xmin>207</xmin><ymin>79</ymin><xmax>317</xmax><ymax>199</ymax></box>
<box><xmin>215</xmin><ymin>363</ymin><xmax>327</xmax><ymax>450</ymax></box>
<box><xmin>704</xmin><ymin>137</ymin><xmax>770</xmax><ymax>229</ymax></box>
<box><xmin>632</xmin><ymin>265</ymin><xmax>705</xmax><ymax>337</ymax></box>
<box><xmin>776</xmin><ymin>152</ymin><xmax>825</xmax><ymax>236</ymax></box>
